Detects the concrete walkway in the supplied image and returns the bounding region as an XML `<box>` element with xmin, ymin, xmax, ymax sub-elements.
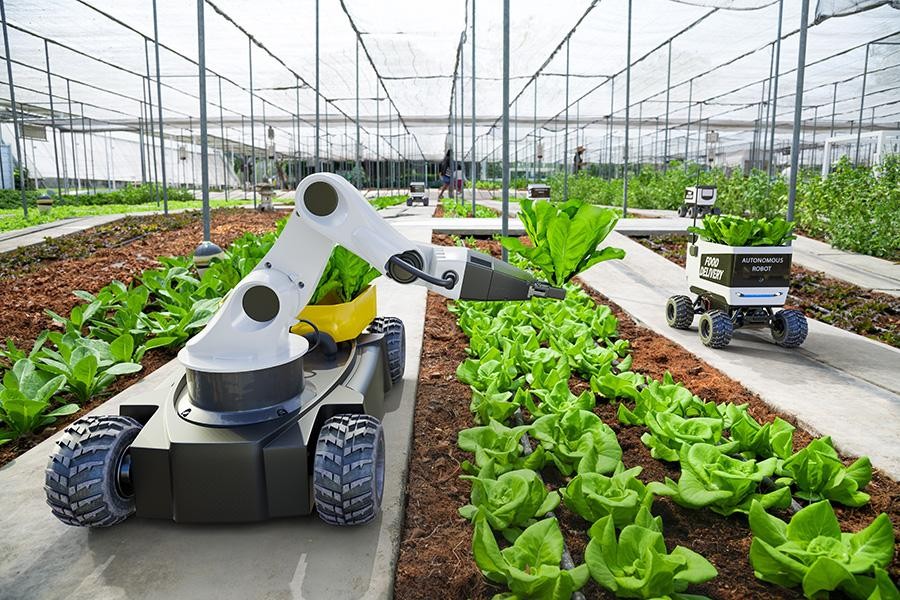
<box><xmin>579</xmin><ymin>233</ymin><xmax>900</xmax><ymax>479</ymax></box>
<box><xmin>0</xmin><ymin>229</ymin><xmax>431</xmax><ymax>600</ymax></box>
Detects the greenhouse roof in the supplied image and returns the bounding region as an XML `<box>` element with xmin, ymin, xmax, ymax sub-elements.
<box><xmin>1</xmin><ymin>0</ymin><xmax>899</xmax><ymax>166</ymax></box>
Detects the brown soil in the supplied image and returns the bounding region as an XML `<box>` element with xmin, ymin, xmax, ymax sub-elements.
<box><xmin>0</xmin><ymin>208</ymin><xmax>283</xmax><ymax>467</ymax></box>
<box><xmin>633</xmin><ymin>234</ymin><xmax>900</xmax><ymax>349</ymax></box>
<box><xmin>394</xmin><ymin>235</ymin><xmax>899</xmax><ymax>600</ymax></box>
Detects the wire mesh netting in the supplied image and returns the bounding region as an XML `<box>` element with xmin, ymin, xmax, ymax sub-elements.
<box><xmin>0</xmin><ymin>0</ymin><xmax>898</xmax><ymax>189</ymax></box>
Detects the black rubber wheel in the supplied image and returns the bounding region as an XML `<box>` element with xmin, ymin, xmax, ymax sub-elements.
<box><xmin>406</xmin><ymin>199</ymin><xmax>412</xmax><ymax>206</ymax></box>
<box><xmin>698</xmin><ymin>309</ymin><xmax>733</xmax><ymax>349</ymax></box>
<box><xmin>711</xmin><ymin>207</ymin><xmax>722</xmax><ymax>215</ymax></box>
<box><xmin>369</xmin><ymin>316</ymin><xmax>405</xmax><ymax>383</ymax></box>
<box><xmin>677</xmin><ymin>205</ymin><xmax>687</xmax><ymax>217</ymax></box>
<box><xmin>313</xmin><ymin>414</ymin><xmax>385</xmax><ymax>526</ymax></box>
<box><xmin>771</xmin><ymin>309</ymin><xmax>808</xmax><ymax>348</ymax></box>
<box><xmin>424</xmin><ymin>199</ymin><xmax>429</xmax><ymax>206</ymax></box>
<box><xmin>665</xmin><ymin>295</ymin><xmax>695</xmax><ymax>329</ymax></box>
<box><xmin>45</xmin><ymin>415</ymin><xmax>142</xmax><ymax>528</ymax></box>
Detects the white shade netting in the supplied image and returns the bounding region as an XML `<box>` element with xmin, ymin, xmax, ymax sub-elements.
<box><xmin>0</xmin><ymin>0</ymin><xmax>896</xmax><ymax>185</ymax></box>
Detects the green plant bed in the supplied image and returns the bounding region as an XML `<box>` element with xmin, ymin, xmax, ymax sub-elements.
<box><xmin>0</xmin><ymin>199</ymin><xmax>246</xmax><ymax>235</ymax></box>
<box><xmin>368</xmin><ymin>194</ymin><xmax>406</xmax><ymax>210</ymax></box>
<box><xmin>439</xmin><ymin>197</ymin><xmax>497</xmax><ymax>218</ymax></box>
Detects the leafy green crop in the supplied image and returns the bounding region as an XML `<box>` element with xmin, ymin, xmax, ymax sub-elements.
<box><xmin>748</xmin><ymin>499</ymin><xmax>897</xmax><ymax>599</ymax></box>
<box><xmin>473</xmin><ymin>515</ymin><xmax>590</xmax><ymax>600</ymax></box>
<box><xmin>36</xmin><ymin>332</ymin><xmax>142</xmax><ymax>403</ymax></box>
<box><xmin>457</xmin><ymin>347</ymin><xmax>521</xmax><ymax>393</ymax></box>
<box><xmin>585</xmin><ymin>506</ymin><xmax>718</xmax><ymax>599</ymax></box>
<box><xmin>641</xmin><ymin>412</ymin><xmax>736</xmax><ymax>463</ymax></box>
<box><xmin>501</xmin><ymin>199</ymin><xmax>625</xmax><ymax>286</ymax></box>
<box><xmin>687</xmin><ymin>214</ymin><xmax>795</xmax><ymax>246</ymax></box>
<box><xmin>561</xmin><ymin>463</ymin><xmax>656</xmax><ymax>528</ymax></box>
<box><xmin>0</xmin><ymin>359</ymin><xmax>78</xmax><ymax>444</ymax></box>
<box><xmin>459</xmin><ymin>463</ymin><xmax>560</xmax><ymax>536</ymax></box>
<box><xmin>618</xmin><ymin>372</ymin><xmax>718</xmax><ymax>427</ymax></box>
<box><xmin>589</xmin><ymin>368</ymin><xmax>645</xmax><ymax>401</ymax></box>
<box><xmin>656</xmin><ymin>443</ymin><xmax>792</xmax><ymax>516</ymax></box>
<box><xmin>309</xmin><ymin>246</ymin><xmax>380</xmax><ymax>304</ymax></box>
<box><xmin>530</xmin><ymin>409</ymin><xmax>622</xmax><ymax>476</ymax></box>
<box><xmin>457</xmin><ymin>419</ymin><xmax>546</xmax><ymax>475</ymax></box>
<box><xmin>522</xmin><ymin>379</ymin><xmax>595</xmax><ymax>419</ymax></box>
<box><xmin>776</xmin><ymin>437</ymin><xmax>872</xmax><ymax>507</ymax></box>
<box><xmin>729</xmin><ymin>411</ymin><xmax>795</xmax><ymax>460</ymax></box>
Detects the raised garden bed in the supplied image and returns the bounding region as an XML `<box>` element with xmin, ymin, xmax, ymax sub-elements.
<box><xmin>634</xmin><ymin>234</ymin><xmax>899</xmax><ymax>349</ymax></box>
<box><xmin>393</xmin><ymin>233</ymin><xmax>899</xmax><ymax>600</ymax></box>
<box><xmin>433</xmin><ymin>199</ymin><xmax>500</xmax><ymax>219</ymax></box>
<box><xmin>0</xmin><ymin>208</ymin><xmax>283</xmax><ymax>466</ymax></box>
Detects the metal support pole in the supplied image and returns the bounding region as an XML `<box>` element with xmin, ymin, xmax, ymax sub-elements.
<box><xmin>854</xmin><ymin>43</ymin><xmax>870</xmax><ymax>165</ymax></box>
<box><xmin>684</xmin><ymin>79</ymin><xmax>692</xmax><ymax>171</ymax></box>
<box><xmin>637</xmin><ymin>101</ymin><xmax>643</xmax><ymax>165</ymax></box>
<box><xmin>86</xmin><ymin>104</ymin><xmax>97</xmax><ymax>193</ymax></box>
<box><xmin>563</xmin><ymin>37</ymin><xmax>570</xmax><ymax>202</ymax></box>
<box><xmin>152</xmin><ymin>0</ymin><xmax>169</xmax><ymax>213</ymax></box>
<box><xmin>189</xmin><ymin>116</ymin><xmax>196</xmax><ymax>190</ymax></box>
<box><xmin>197</xmin><ymin>0</ymin><xmax>210</xmax><ymax>240</ymax></box>
<box><xmin>664</xmin><ymin>41</ymin><xmax>671</xmax><ymax>171</ymax></box>
<box><xmin>768</xmin><ymin>0</ymin><xmax>783</xmax><ymax>177</ymax></box>
<box><xmin>695</xmin><ymin>102</ymin><xmax>703</xmax><ymax>164</ymax></box>
<box><xmin>249</xmin><ymin>37</ymin><xmax>256</xmax><ymax>207</ymax></box>
<box><xmin>787</xmin><ymin>0</ymin><xmax>810</xmax><ymax>223</ymax></box>
<box><xmin>355</xmin><ymin>37</ymin><xmax>361</xmax><ymax>189</ymax></box>
<box><xmin>144</xmin><ymin>42</ymin><xmax>159</xmax><ymax>205</ymax></box>
<box><xmin>471</xmin><ymin>0</ymin><xmax>477</xmax><ymax>211</ymax></box>
<box><xmin>67</xmin><ymin>79</ymin><xmax>80</xmax><ymax>195</ymax></box>
<box><xmin>44</xmin><ymin>40</ymin><xmax>62</xmax><ymax>198</ymax></box>
<box><xmin>623</xmin><ymin>0</ymin><xmax>632</xmax><ymax>217</ymax></box>
<box><xmin>1</xmin><ymin>0</ymin><xmax>26</xmax><ymax>215</ymax></box>
<box><xmin>376</xmin><ymin>97</ymin><xmax>380</xmax><ymax>195</ymax></box>
<box><xmin>533</xmin><ymin>77</ymin><xmax>538</xmax><ymax>183</ymax></box>
<box><xmin>138</xmin><ymin>115</ymin><xmax>146</xmax><ymax>186</ymax></box>
<box><xmin>762</xmin><ymin>42</ymin><xmax>774</xmax><ymax>171</ymax></box>
<box><xmin>811</xmin><ymin>105</ymin><xmax>818</xmax><ymax>167</ymax></box>
<box><xmin>460</xmin><ymin>27</ymin><xmax>466</xmax><ymax>205</ymax></box>
<box><xmin>315</xmin><ymin>0</ymin><xmax>320</xmax><ymax>173</ymax></box>
<box><xmin>218</xmin><ymin>75</ymin><xmax>228</xmax><ymax>199</ymax></box>
<box><xmin>262</xmin><ymin>101</ymin><xmax>268</xmax><ymax>183</ymax></box>
<box><xmin>80</xmin><ymin>104</ymin><xmax>90</xmax><ymax>193</ymax></box>
<box><xmin>608</xmin><ymin>77</ymin><xmax>614</xmax><ymax>175</ymax></box>
<box><xmin>501</xmin><ymin>0</ymin><xmax>510</xmax><ymax>261</ymax></box>
<box><xmin>829</xmin><ymin>82</ymin><xmax>837</xmax><ymax>137</ymax></box>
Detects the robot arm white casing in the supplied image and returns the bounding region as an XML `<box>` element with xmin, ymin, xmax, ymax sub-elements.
<box><xmin>178</xmin><ymin>173</ymin><xmax>562</xmax><ymax>375</ymax></box>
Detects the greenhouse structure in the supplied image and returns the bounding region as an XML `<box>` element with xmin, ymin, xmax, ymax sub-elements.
<box><xmin>0</xmin><ymin>1</ymin><xmax>898</xmax><ymax>599</ymax></box>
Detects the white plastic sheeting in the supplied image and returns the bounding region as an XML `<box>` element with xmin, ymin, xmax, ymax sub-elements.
<box><xmin>0</xmin><ymin>0</ymin><xmax>898</xmax><ymax>181</ymax></box>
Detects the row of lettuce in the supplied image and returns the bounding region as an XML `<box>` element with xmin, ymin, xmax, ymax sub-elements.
<box><xmin>543</xmin><ymin>156</ymin><xmax>899</xmax><ymax>260</ymax></box>
<box><xmin>0</xmin><ymin>184</ymin><xmax>195</xmax><ymax>209</ymax></box>
<box><xmin>0</xmin><ymin>214</ymin><xmax>383</xmax><ymax>446</ymax></box>
<box><xmin>447</xmin><ymin>200</ymin><xmax>896</xmax><ymax>599</ymax></box>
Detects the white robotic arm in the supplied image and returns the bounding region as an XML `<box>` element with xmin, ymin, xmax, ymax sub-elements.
<box><xmin>179</xmin><ymin>173</ymin><xmax>563</xmax><ymax>376</ymax></box>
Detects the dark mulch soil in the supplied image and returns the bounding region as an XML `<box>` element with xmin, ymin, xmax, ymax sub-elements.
<box><xmin>0</xmin><ymin>208</ymin><xmax>283</xmax><ymax>467</ymax></box>
<box><xmin>633</xmin><ymin>234</ymin><xmax>900</xmax><ymax>348</ymax></box>
<box><xmin>394</xmin><ymin>234</ymin><xmax>899</xmax><ymax>600</ymax></box>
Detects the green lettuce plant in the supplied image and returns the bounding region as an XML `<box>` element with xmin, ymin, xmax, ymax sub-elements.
<box><xmin>469</xmin><ymin>382</ymin><xmax>524</xmax><ymax>425</ymax></box>
<box><xmin>36</xmin><ymin>332</ymin><xmax>142</xmax><ymax>403</ymax></box>
<box><xmin>523</xmin><ymin>379</ymin><xmax>595</xmax><ymax>418</ymax></box>
<box><xmin>457</xmin><ymin>347</ymin><xmax>521</xmax><ymax>393</ymax></box>
<box><xmin>473</xmin><ymin>515</ymin><xmax>589</xmax><ymax>600</ymax></box>
<box><xmin>459</xmin><ymin>464</ymin><xmax>560</xmax><ymax>536</ymax></box>
<box><xmin>776</xmin><ymin>437</ymin><xmax>872</xmax><ymax>507</ymax></box>
<box><xmin>687</xmin><ymin>214</ymin><xmax>795</xmax><ymax>246</ymax></box>
<box><xmin>530</xmin><ymin>409</ymin><xmax>621</xmax><ymax>476</ymax></box>
<box><xmin>560</xmin><ymin>463</ymin><xmax>656</xmax><ymax>528</ymax></box>
<box><xmin>584</xmin><ymin>506</ymin><xmax>718</xmax><ymax>599</ymax></box>
<box><xmin>457</xmin><ymin>419</ymin><xmax>545</xmax><ymax>475</ymax></box>
<box><xmin>728</xmin><ymin>411</ymin><xmax>795</xmax><ymax>460</ymax></box>
<box><xmin>618</xmin><ymin>373</ymin><xmax>717</xmax><ymax>426</ymax></box>
<box><xmin>0</xmin><ymin>359</ymin><xmax>78</xmax><ymax>444</ymax></box>
<box><xmin>748</xmin><ymin>499</ymin><xmax>897</xmax><ymax>599</ymax></box>
<box><xmin>501</xmin><ymin>199</ymin><xmax>625</xmax><ymax>286</ymax></box>
<box><xmin>309</xmin><ymin>245</ymin><xmax>380</xmax><ymax>304</ymax></box>
<box><xmin>589</xmin><ymin>368</ymin><xmax>645</xmax><ymax>402</ymax></box>
<box><xmin>656</xmin><ymin>443</ymin><xmax>792</xmax><ymax>516</ymax></box>
<box><xmin>641</xmin><ymin>412</ymin><xmax>736</xmax><ymax>463</ymax></box>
